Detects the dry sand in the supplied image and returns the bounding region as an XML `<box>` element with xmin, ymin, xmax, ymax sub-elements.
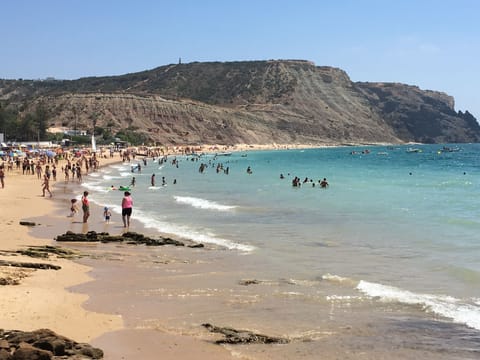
<box><xmin>0</xmin><ymin>155</ymin><xmax>124</xmax><ymax>342</ymax></box>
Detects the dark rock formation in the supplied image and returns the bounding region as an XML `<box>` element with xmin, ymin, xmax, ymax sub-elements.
<box><xmin>0</xmin><ymin>260</ymin><xmax>60</xmax><ymax>271</ymax></box>
<box><xmin>0</xmin><ymin>328</ymin><xmax>103</xmax><ymax>359</ymax></box>
<box><xmin>19</xmin><ymin>221</ymin><xmax>36</xmax><ymax>227</ymax></box>
<box><xmin>55</xmin><ymin>231</ymin><xmax>202</xmax><ymax>248</ymax></box>
<box><xmin>14</xmin><ymin>246</ymin><xmax>79</xmax><ymax>259</ymax></box>
<box><xmin>356</xmin><ymin>82</ymin><xmax>480</xmax><ymax>143</ymax></box>
<box><xmin>202</xmin><ymin>323</ymin><xmax>289</xmax><ymax>345</ymax></box>
<box><xmin>238</xmin><ymin>279</ymin><xmax>260</xmax><ymax>286</ymax></box>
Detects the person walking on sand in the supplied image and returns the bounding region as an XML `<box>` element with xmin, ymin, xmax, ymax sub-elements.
<box><xmin>41</xmin><ymin>174</ymin><xmax>52</xmax><ymax>197</ymax></box>
<box><xmin>121</xmin><ymin>191</ymin><xmax>133</xmax><ymax>228</ymax></box>
<box><xmin>0</xmin><ymin>166</ymin><xmax>4</xmax><ymax>188</ymax></box>
<box><xmin>81</xmin><ymin>191</ymin><xmax>90</xmax><ymax>223</ymax></box>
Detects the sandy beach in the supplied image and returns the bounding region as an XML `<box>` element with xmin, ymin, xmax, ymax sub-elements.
<box><xmin>2</xmin><ymin>143</ymin><xmax>478</xmax><ymax>360</ymax></box>
<box><xmin>0</xmin><ymin>154</ymin><xmax>124</xmax><ymax>341</ymax></box>
<box><xmin>0</xmin><ymin>144</ymin><xmax>303</xmax><ymax>359</ymax></box>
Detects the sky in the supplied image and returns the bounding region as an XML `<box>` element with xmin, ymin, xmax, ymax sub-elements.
<box><xmin>1</xmin><ymin>0</ymin><xmax>479</xmax><ymax>117</ymax></box>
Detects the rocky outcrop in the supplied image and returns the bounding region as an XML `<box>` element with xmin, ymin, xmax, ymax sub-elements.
<box><xmin>55</xmin><ymin>231</ymin><xmax>203</xmax><ymax>248</ymax></box>
<box><xmin>202</xmin><ymin>323</ymin><xmax>289</xmax><ymax>345</ymax></box>
<box><xmin>0</xmin><ymin>328</ymin><xmax>103</xmax><ymax>359</ymax></box>
<box><xmin>356</xmin><ymin>82</ymin><xmax>480</xmax><ymax>143</ymax></box>
<box><xmin>1</xmin><ymin>60</ymin><xmax>479</xmax><ymax>144</ymax></box>
<box><xmin>0</xmin><ymin>260</ymin><xmax>60</xmax><ymax>271</ymax></box>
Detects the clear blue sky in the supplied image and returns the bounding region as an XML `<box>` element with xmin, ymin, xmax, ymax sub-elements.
<box><xmin>1</xmin><ymin>0</ymin><xmax>479</xmax><ymax>117</ymax></box>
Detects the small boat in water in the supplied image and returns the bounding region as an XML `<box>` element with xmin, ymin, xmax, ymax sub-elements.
<box><xmin>406</xmin><ymin>148</ymin><xmax>422</xmax><ymax>153</ymax></box>
<box><xmin>439</xmin><ymin>146</ymin><xmax>461</xmax><ymax>153</ymax></box>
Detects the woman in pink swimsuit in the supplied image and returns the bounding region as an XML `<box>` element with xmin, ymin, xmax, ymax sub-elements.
<box><xmin>121</xmin><ymin>191</ymin><xmax>133</xmax><ymax>227</ymax></box>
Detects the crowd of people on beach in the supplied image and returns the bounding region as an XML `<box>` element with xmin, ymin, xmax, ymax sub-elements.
<box><xmin>1</xmin><ymin>144</ymin><xmax>331</xmax><ymax>232</ymax></box>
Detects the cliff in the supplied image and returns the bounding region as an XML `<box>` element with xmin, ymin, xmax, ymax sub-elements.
<box><xmin>0</xmin><ymin>60</ymin><xmax>478</xmax><ymax>145</ymax></box>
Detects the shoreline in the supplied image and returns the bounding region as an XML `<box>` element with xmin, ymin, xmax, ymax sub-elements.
<box><xmin>0</xmin><ymin>153</ymin><xmax>125</xmax><ymax>343</ymax></box>
<box><xmin>0</xmin><ymin>141</ymin><xmax>440</xmax><ymax>359</ymax></box>
<box><xmin>1</xmin><ymin>143</ymin><xmax>333</xmax><ymax>357</ymax></box>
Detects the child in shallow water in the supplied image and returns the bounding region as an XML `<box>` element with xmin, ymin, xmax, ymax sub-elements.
<box><xmin>103</xmin><ymin>207</ymin><xmax>112</xmax><ymax>223</ymax></box>
<box><xmin>69</xmin><ymin>199</ymin><xmax>78</xmax><ymax>217</ymax></box>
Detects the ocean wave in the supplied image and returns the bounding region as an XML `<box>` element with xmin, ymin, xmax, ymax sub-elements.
<box><xmin>322</xmin><ymin>273</ymin><xmax>350</xmax><ymax>282</ymax></box>
<box><xmin>174</xmin><ymin>196</ymin><xmax>237</xmax><ymax>211</ymax></box>
<box><xmin>357</xmin><ymin>280</ymin><xmax>480</xmax><ymax>330</ymax></box>
<box><xmin>87</xmin><ymin>200</ymin><xmax>252</xmax><ymax>252</ymax></box>
<box><xmin>82</xmin><ymin>182</ymin><xmax>111</xmax><ymax>193</ymax></box>
<box><xmin>102</xmin><ymin>174</ymin><xmax>123</xmax><ymax>181</ymax></box>
<box><xmin>131</xmin><ymin>207</ymin><xmax>253</xmax><ymax>252</ymax></box>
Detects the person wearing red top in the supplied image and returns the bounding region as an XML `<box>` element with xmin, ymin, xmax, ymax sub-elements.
<box><xmin>121</xmin><ymin>191</ymin><xmax>133</xmax><ymax>228</ymax></box>
<box><xmin>81</xmin><ymin>191</ymin><xmax>90</xmax><ymax>223</ymax></box>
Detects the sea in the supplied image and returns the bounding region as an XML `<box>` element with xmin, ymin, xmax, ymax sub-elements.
<box><xmin>73</xmin><ymin>143</ymin><xmax>480</xmax><ymax>359</ymax></box>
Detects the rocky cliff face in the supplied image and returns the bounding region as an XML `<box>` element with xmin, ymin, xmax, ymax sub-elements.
<box><xmin>355</xmin><ymin>82</ymin><xmax>479</xmax><ymax>143</ymax></box>
<box><xmin>1</xmin><ymin>60</ymin><xmax>478</xmax><ymax>145</ymax></box>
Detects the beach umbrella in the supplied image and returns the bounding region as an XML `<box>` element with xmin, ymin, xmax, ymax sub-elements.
<box><xmin>46</xmin><ymin>150</ymin><xmax>56</xmax><ymax>157</ymax></box>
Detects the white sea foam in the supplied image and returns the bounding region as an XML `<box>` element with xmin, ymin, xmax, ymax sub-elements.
<box><xmin>103</xmin><ymin>174</ymin><xmax>123</xmax><ymax>181</ymax></box>
<box><xmin>322</xmin><ymin>273</ymin><xmax>350</xmax><ymax>282</ymax></box>
<box><xmin>326</xmin><ymin>295</ymin><xmax>362</xmax><ymax>301</ymax></box>
<box><xmin>130</xmin><ymin>207</ymin><xmax>254</xmax><ymax>252</ymax></box>
<box><xmin>357</xmin><ymin>280</ymin><xmax>480</xmax><ymax>330</ymax></box>
<box><xmin>82</xmin><ymin>182</ymin><xmax>111</xmax><ymax>193</ymax></box>
<box><xmin>174</xmin><ymin>196</ymin><xmax>237</xmax><ymax>211</ymax></box>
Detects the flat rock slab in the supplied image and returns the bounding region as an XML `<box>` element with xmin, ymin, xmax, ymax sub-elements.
<box><xmin>55</xmin><ymin>231</ymin><xmax>204</xmax><ymax>248</ymax></box>
<box><xmin>202</xmin><ymin>323</ymin><xmax>290</xmax><ymax>345</ymax></box>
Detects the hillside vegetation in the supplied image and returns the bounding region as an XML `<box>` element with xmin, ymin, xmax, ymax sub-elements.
<box><xmin>0</xmin><ymin>60</ymin><xmax>478</xmax><ymax>145</ymax></box>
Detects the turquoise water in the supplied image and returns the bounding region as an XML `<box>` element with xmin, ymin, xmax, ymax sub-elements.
<box><xmin>84</xmin><ymin>143</ymin><xmax>480</xmax><ymax>332</ymax></box>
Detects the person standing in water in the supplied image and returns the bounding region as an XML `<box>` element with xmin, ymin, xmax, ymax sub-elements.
<box><xmin>121</xmin><ymin>191</ymin><xmax>133</xmax><ymax>228</ymax></box>
<box><xmin>81</xmin><ymin>191</ymin><xmax>90</xmax><ymax>223</ymax></box>
<box><xmin>151</xmin><ymin>174</ymin><xmax>155</xmax><ymax>186</ymax></box>
<box><xmin>319</xmin><ymin>178</ymin><xmax>329</xmax><ymax>188</ymax></box>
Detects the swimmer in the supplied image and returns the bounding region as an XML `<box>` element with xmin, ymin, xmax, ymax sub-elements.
<box><xmin>319</xmin><ymin>178</ymin><xmax>329</xmax><ymax>188</ymax></box>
